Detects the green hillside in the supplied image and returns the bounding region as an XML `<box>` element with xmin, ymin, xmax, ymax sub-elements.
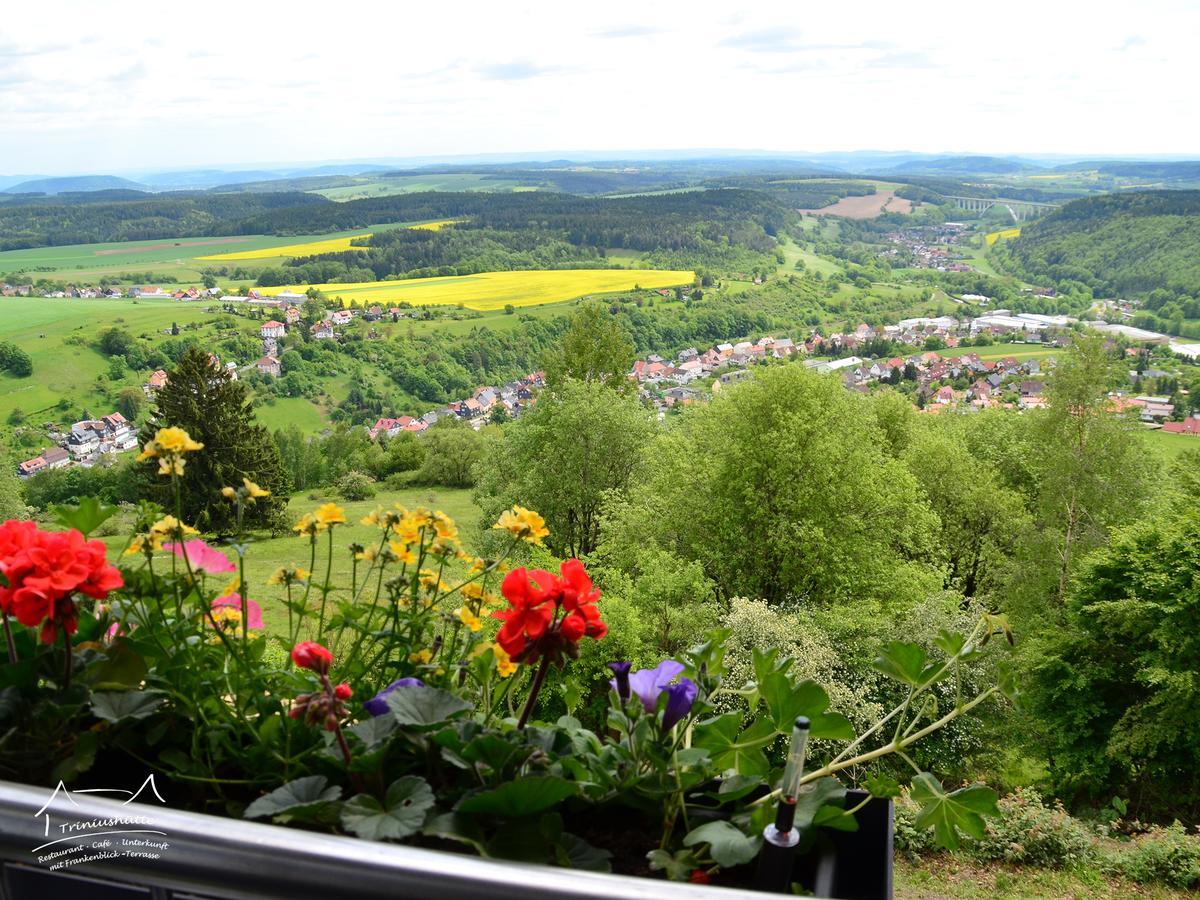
<box><xmin>1000</xmin><ymin>191</ymin><xmax>1200</xmax><ymax>300</ymax></box>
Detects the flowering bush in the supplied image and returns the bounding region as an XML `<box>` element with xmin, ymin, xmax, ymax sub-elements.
<box><xmin>0</xmin><ymin>426</ymin><xmax>1018</xmax><ymax>889</ymax></box>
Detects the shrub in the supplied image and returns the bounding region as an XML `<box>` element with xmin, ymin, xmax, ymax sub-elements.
<box><xmin>1106</xmin><ymin>823</ymin><xmax>1200</xmax><ymax>890</ymax></box>
<box><xmin>334</xmin><ymin>470</ymin><xmax>376</xmax><ymax>502</ymax></box>
<box><xmin>971</xmin><ymin>788</ymin><xmax>1095</xmax><ymax>868</ymax></box>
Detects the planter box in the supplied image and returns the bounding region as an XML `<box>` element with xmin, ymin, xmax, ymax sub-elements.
<box><xmin>0</xmin><ymin>780</ymin><xmax>891</xmax><ymax>899</ymax></box>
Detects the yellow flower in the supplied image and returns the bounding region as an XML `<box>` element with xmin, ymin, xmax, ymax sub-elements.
<box><xmin>462</xmin><ymin>583</ymin><xmax>486</xmax><ymax>602</ymax></box>
<box><xmin>268</xmin><ymin>566</ymin><xmax>310</xmax><ymax>585</ymax></box>
<box><xmin>153</xmin><ymin>427</ymin><xmax>204</xmax><ymax>455</ymax></box>
<box><xmin>411</xmin><ymin>508</ymin><xmax>435</xmax><ymax>528</ymax></box>
<box><xmin>361</xmin><ymin>507</ymin><xmax>384</xmax><ymax>527</ymax></box>
<box><xmin>293</xmin><ymin>513</ymin><xmax>321</xmax><ymax>536</ymax></box>
<box><xmin>456</xmin><ymin>607</ymin><xmax>482</xmax><ymax>632</ymax></box>
<box><xmin>220</xmin><ymin>576</ymin><xmax>240</xmax><ymax>596</ymax></box>
<box><xmin>469</xmin><ymin>557</ymin><xmax>489</xmax><ymax>574</ymax></box>
<box><xmin>432</xmin><ymin>512</ymin><xmax>459</xmax><ymax>542</ymax></box>
<box><xmin>157</xmin><ymin>456</ymin><xmax>186</xmax><ymax>477</ymax></box>
<box><xmin>493</xmin><ymin>505</ymin><xmax>549</xmax><ymax>545</ymax></box>
<box><xmin>314</xmin><ymin>503</ymin><xmax>347</xmax><ymax>527</ymax></box>
<box><xmin>243</xmin><ymin>478</ymin><xmax>269</xmax><ymax>499</ymax></box>
<box><xmin>418</xmin><ymin>569</ymin><xmax>447</xmax><ymax>592</ymax></box>
<box><xmin>221</xmin><ymin>486</ymin><xmax>237</xmax><ymax>500</ymax></box>
<box><xmin>355</xmin><ymin>546</ymin><xmax>378</xmax><ymax>562</ymax></box>
<box><xmin>388</xmin><ymin>540</ymin><xmax>417</xmax><ymax>565</ymax></box>
<box><xmin>409</xmin><ymin>649</ymin><xmax>433</xmax><ymax>665</ymax></box>
<box><xmin>149</xmin><ymin>515</ymin><xmax>199</xmax><ymax>545</ymax></box>
<box><xmin>493</xmin><ymin>644</ymin><xmax>517</xmax><ymax>678</ymax></box>
<box><xmin>124</xmin><ymin>535</ymin><xmax>147</xmax><ymax>556</ymax></box>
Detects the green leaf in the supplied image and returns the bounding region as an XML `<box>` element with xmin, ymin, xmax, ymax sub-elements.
<box><xmin>808</xmin><ymin>711</ymin><xmax>855</xmax><ymax>741</ymax></box>
<box><xmin>873</xmin><ymin>641</ymin><xmax>928</xmax><ymax>686</ymax></box>
<box><xmin>244</xmin><ymin>775</ymin><xmax>342</xmax><ymax>820</ymax></box>
<box><xmin>909</xmin><ymin>772</ymin><xmax>999</xmax><ymax>850</ymax></box>
<box><xmin>349</xmin><ymin>715</ymin><xmax>397</xmax><ymax>748</ymax></box>
<box><xmin>457</xmin><ymin>775</ymin><xmax>576</xmax><ymax>817</ymax></box>
<box><xmin>52</xmin><ymin>497</ymin><xmax>117</xmax><ymax>538</ymax></box>
<box><xmin>422</xmin><ymin>812</ymin><xmax>487</xmax><ymax>854</ymax></box>
<box><xmin>761</xmin><ymin>673</ymin><xmax>828</xmax><ymax>732</ymax></box>
<box><xmin>716</xmin><ymin>774</ymin><xmax>765</xmax><ymax>803</ymax></box>
<box><xmin>340</xmin><ymin>776</ymin><xmax>434</xmax><ymax>841</ymax></box>
<box><xmin>81</xmin><ymin>639</ymin><xmax>147</xmax><ymax>691</ymax></box>
<box><xmin>794</xmin><ymin>776</ymin><xmax>848</xmax><ymax>833</ymax></box>
<box><xmin>863</xmin><ymin>772</ymin><xmax>903</xmax><ymax>800</ymax></box>
<box><xmin>683</xmin><ymin>820</ymin><xmax>760</xmax><ymax>868</ymax></box>
<box><xmin>933</xmin><ymin>629</ymin><xmax>965</xmax><ymax>657</ymax></box>
<box><xmin>693</xmin><ymin>713</ymin><xmax>776</xmax><ymax>777</ymax></box>
<box><xmin>90</xmin><ymin>690</ymin><xmax>163</xmax><ymax>723</ymax></box>
<box><xmin>385</xmin><ymin>685</ymin><xmax>473</xmax><ymax>728</ymax></box>
<box><xmin>557</xmin><ymin>833</ymin><xmax>612</xmax><ymax>872</ymax></box>
<box><xmin>647</xmin><ymin>848</ymin><xmax>703</xmax><ymax>882</ymax></box>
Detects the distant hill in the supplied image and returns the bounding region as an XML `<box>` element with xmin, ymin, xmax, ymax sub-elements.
<box><xmin>1052</xmin><ymin>160</ymin><xmax>1200</xmax><ymax>181</ymax></box>
<box><xmin>3</xmin><ymin>174</ymin><xmax>149</xmax><ymax>195</ymax></box>
<box><xmin>885</xmin><ymin>156</ymin><xmax>1043</xmax><ymax>175</ymax></box>
<box><xmin>1001</xmin><ymin>190</ymin><xmax>1200</xmax><ymax>301</ymax></box>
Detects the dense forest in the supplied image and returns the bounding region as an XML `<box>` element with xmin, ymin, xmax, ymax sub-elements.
<box><xmin>998</xmin><ymin>191</ymin><xmax>1200</xmax><ymax>307</ymax></box>
<box><xmin>0</xmin><ymin>191</ymin><xmax>326</xmax><ymax>250</ymax></box>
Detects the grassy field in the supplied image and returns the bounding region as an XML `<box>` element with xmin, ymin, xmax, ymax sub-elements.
<box><xmin>259</xmin><ymin>269</ymin><xmax>694</xmax><ymax>311</ymax></box>
<box><xmin>1141</xmin><ymin>427</ymin><xmax>1198</xmax><ymax>460</ymax></box>
<box><xmin>896</xmin><ymin>856</ymin><xmax>1190</xmax><ymax>899</ymax></box>
<box><xmin>100</xmin><ymin>486</ymin><xmax>481</xmax><ymax>635</ymax></box>
<box><xmin>777</xmin><ymin>235</ymin><xmax>843</xmax><ymax>277</ymax></box>
<box><xmin>313</xmin><ymin>174</ymin><xmax>530</xmax><ymax>201</ymax></box>
<box><xmin>0</xmin><ymin>298</ymin><xmax>222</xmax><ymax>424</ymax></box>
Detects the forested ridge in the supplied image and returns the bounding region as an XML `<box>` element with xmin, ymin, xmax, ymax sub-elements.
<box><xmin>998</xmin><ymin>190</ymin><xmax>1200</xmax><ymax>301</ymax></box>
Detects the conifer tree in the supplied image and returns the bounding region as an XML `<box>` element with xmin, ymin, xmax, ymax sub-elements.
<box><xmin>139</xmin><ymin>347</ymin><xmax>290</xmax><ymax>533</ymax></box>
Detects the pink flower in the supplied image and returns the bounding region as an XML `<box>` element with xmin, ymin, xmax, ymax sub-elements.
<box><xmin>166</xmin><ymin>540</ymin><xmax>236</xmax><ymax>574</ymax></box>
<box><xmin>213</xmin><ymin>593</ymin><xmax>264</xmax><ymax>629</ymax></box>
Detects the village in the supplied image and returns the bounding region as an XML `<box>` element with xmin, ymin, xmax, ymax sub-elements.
<box><xmin>13</xmin><ymin>295</ymin><xmax>1200</xmax><ymax>480</ymax></box>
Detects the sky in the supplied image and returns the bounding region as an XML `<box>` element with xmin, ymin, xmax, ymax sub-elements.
<box><xmin>1</xmin><ymin>0</ymin><xmax>1197</xmax><ymax>174</ymax></box>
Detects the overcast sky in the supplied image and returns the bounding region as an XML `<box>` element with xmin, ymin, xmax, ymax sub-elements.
<box><xmin>2</xmin><ymin>0</ymin><xmax>1197</xmax><ymax>174</ymax></box>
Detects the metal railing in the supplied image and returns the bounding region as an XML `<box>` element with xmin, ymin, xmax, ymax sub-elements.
<box><xmin>0</xmin><ymin>780</ymin><xmax>774</xmax><ymax>900</ymax></box>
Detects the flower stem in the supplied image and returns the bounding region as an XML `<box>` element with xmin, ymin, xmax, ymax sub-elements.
<box><xmin>62</xmin><ymin>628</ymin><xmax>72</xmax><ymax>691</ymax></box>
<box><xmin>2</xmin><ymin>613</ymin><xmax>17</xmax><ymax>664</ymax></box>
<box><xmin>517</xmin><ymin>655</ymin><xmax>552</xmax><ymax>730</ymax></box>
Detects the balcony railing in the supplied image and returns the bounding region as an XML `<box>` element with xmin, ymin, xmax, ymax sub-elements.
<box><xmin>0</xmin><ymin>779</ymin><xmax>777</xmax><ymax>900</ymax></box>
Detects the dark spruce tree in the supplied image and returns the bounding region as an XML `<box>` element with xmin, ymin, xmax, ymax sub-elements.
<box><xmin>139</xmin><ymin>347</ymin><xmax>290</xmax><ymax>533</ymax></box>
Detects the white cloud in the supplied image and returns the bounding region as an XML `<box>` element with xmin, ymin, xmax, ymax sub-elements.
<box><xmin>0</xmin><ymin>0</ymin><xmax>1196</xmax><ymax>174</ymax></box>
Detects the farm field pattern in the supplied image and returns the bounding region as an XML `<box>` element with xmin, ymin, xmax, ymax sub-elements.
<box><xmin>259</xmin><ymin>268</ymin><xmax>695</xmax><ymax>310</ymax></box>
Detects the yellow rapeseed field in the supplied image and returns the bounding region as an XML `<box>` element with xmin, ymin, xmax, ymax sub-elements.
<box><xmin>197</xmin><ymin>234</ymin><xmax>373</xmax><ymax>261</ymax></box>
<box><xmin>985</xmin><ymin>227</ymin><xmax>1021</xmax><ymax>246</ymax></box>
<box><xmin>197</xmin><ymin>221</ymin><xmax>461</xmax><ymax>261</ymax></box>
<box><xmin>258</xmin><ymin>268</ymin><xmax>694</xmax><ymax>311</ymax></box>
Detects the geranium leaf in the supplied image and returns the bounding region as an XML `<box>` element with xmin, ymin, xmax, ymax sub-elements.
<box><xmin>808</xmin><ymin>711</ymin><xmax>855</xmax><ymax>741</ymax></box>
<box><xmin>385</xmin><ymin>685</ymin><xmax>473</xmax><ymax>728</ymax></box>
<box><xmin>793</xmin><ymin>776</ymin><xmax>847</xmax><ymax>833</ymax></box>
<box><xmin>422</xmin><ymin>812</ymin><xmax>487</xmax><ymax>854</ymax></box>
<box><xmin>683</xmin><ymin>820</ymin><xmax>760</xmax><ymax>868</ymax></box>
<box><xmin>51</xmin><ymin>497</ymin><xmax>117</xmax><ymax>538</ymax></box>
<box><xmin>244</xmin><ymin>775</ymin><xmax>341</xmax><ymax>820</ymax></box>
<box><xmin>90</xmin><ymin>690</ymin><xmax>163</xmax><ymax>723</ymax></box>
<box><xmin>457</xmin><ymin>775</ymin><xmax>576</xmax><ymax>817</ymax></box>
<box><xmin>340</xmin><ymin>776</ymin><xmax>434</xmax><ymax>841</ymax></box>
<box><xmin>761</xmin><ymin>674</ymin><xmax>830</xmax><ymax>732</ymax></box>
<box><xmin>872</xmin><ymin>641</ymin><xmax>928</xmax><ymax>686</ymax></box>
<box><xmin>693</xmin><ymin>713</ymin><xmax>776</xmax><ymax>777</ymax></box>
<box><xmin>909</xmin><ymin>771</ymin><xmax>998</xmax><ymax>850</ymax></box>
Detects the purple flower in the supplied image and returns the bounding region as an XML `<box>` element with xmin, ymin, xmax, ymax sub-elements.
<box><xmin>607</xmin><ymin>661</ymin><xmax>632</xmax><ymax>702</ymax></box>
<box><xmin>610</xmin><ymin>660</ymin><xmax>698</xmax><ymax>729</ymax></box>
<box><xmin>662</xmin><ymin>679</ymin><xmax>698</xmax><ymax>729</ymax></box>
<box><xmin>363</xmin><ymin>677</ymin><xmax>425</xmax><ymax>716</ymax></box>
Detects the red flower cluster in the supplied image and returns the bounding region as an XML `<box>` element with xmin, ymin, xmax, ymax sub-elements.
<box><xmin>291</xmin><ymin>641</ymin><xmax>333</xmax><ymax>674</ymax></box>
<box><xmin>0</xmin><ymin>520</ymin><xmax>123</xmax><ymax>645</ymax></box>
<box><xmin>494</xmin><ymin>559</ymin><xmax>606</xmax><ymax>664</ymax></box>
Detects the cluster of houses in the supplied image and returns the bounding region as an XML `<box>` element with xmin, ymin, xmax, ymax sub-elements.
<box><xmin>16</xmin><ymin>412</ymin><xmax>137</xmax><ymax>478</ymax></box>
<box><xmin>368</xmin><ymin>372</ymin><xmax>546</xmax><ymax>440</ymax></box>
<box><xmin>880</xmin><ymin>223</ymin><xmax>974</xmax><ymax>272</ymax></box>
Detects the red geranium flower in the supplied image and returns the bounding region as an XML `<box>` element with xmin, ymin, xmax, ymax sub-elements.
<box><xmin>0</xmin><ymin>521</ymin><xmax>123</xmax><ymax>645</ymax></box>
<box><xmin>492</xmin><ymin>560</ymin><xmax>605</xmax><ymax>665</ymax></box>
<box><xmin>291</xmin><ymin>641</ymin><xmax>333</xmax><ymax>674</ymax></box>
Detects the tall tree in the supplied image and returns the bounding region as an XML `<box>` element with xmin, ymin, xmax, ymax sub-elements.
<box><xmin>542</xmin><ymin>304</ymin><xmax>636</xmax><ymax>393</ymax></box>
<box><xmin>1033</xmin><ymin>336</ymin><xmax>1153</xmax><ymax>604</ymax></box>
<box><xmin>139</xmin><ymin>347</ymin><xmax>290</xmax><ymax>533</ymax></box>
<box><xmin>475</xmin><ymin>379</ymin><xmax>653</xmax><ymax>558</ymax></box>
